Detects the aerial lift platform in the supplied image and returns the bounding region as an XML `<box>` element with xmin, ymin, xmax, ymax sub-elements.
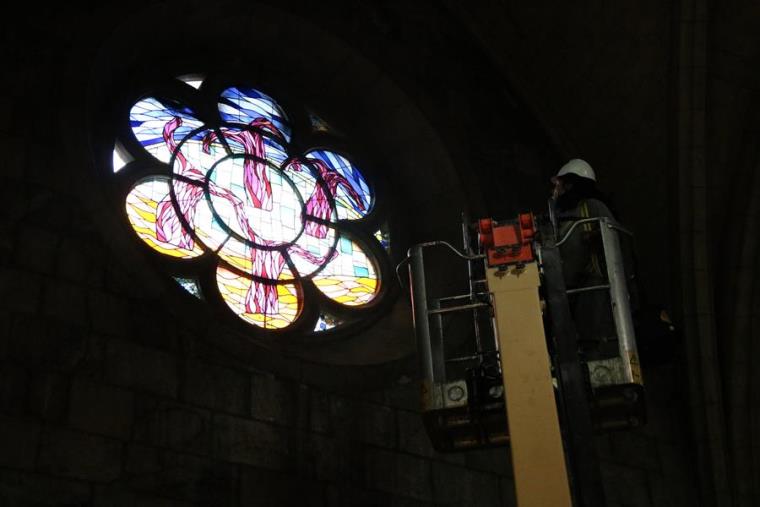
<box><xmin>401</xmin><ymin>211</ymin><xmax>645</xmax><ymax>507</ymax></box>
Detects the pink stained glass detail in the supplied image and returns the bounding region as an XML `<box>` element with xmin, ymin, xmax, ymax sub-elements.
<box><xmin>123</xmin><ymin>87</ymin><xmax>387</xmax><ymax>331</ymax></box>
<box><xmin>125</xmin><ymin>178</ymin><xmax>203</xmax><ymax>259</ymax></box>
<box><xmin>216</xmin><ymin>266</ymin><xmax>300</xmax><ymax>329</ymax></box>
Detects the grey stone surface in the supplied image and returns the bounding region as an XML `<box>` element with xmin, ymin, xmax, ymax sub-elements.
<box><xmin>397</xmin><ymin>409</ymin><xmax>435</xmax><ymax>458</ymax></box>
<box><xmin>500</xmin><ymin>476</ymin><xmax>517</xmax><ymax>507</ymax></box>
<box><xmin>608</xmin><ymin>432</ymin><xmax>660</xmax><ymax>471</ymax></box>
<box><xmin>0</xmin><ymin>469</ymin><xmax>91</xmax><ymax>506</ymax></box>
<box><xmin>8</xmin><ymin>315</ymin><xmax>87</xmax><ymax>371</ymax></box>
<box><xmin>0</xmin><ymin>267</ymin><xmax>42</xmax><ymax>313</ymax></box>
<box><xmin>28</xmin><ymin>371</ymin><xmax>69</xmax><ymax>422</ymax></box>
<box><xmin>69</xmin><ymin>378</ymin><xmax>134</xmax><ymax>439</ymax></box>
<box><xmin>330</xmin><ymin>396</ymin><xmax>397</xmax><ymax>448</ymax></box>
<box><xmin>213</xmin><ymin>413</ymin><xmax>290</xmax><ymax>469</ymax></box>
<box><xmin>105</xmin><ymin>338</ymin><xmax>179</xmax><ymax>398</ymax></box>
<box><xmin>240</xmin><ymin>466</ymin><xmax>326</xmax><ymax>506</ymax></box>
<box><xmin>37</xmin><ymin>427</ymin><xmax>122</xmax><ymax>482</ymax></box>
<box><xmin>432</xmin><ymin>461</ymin><xmax>501</xmax><ymax>507</ymax></box>
<box><xmin>309</xmin><ymin>387</ymin><xmax>331</xmax><ymax>433</ymax></box>
<box><xmin>127</xmin><ymin>449</ymin><xmax>238</xmax><ymax>505</ymax></box>
<box><xmin>13</xmin><ymin>226</ymin><xmax>58</xmax><ymax>275</ymax></box>
<box><xmin>0</xmin><ymin>3</ymin><xmax>722</xmax><ymax>507</ymax></box>
<box><xmin>43</xmin><ymin>280</ymin><xmax>87</xmax><ymax>325</ymax></box>
<box><xmin>93</xmin><ymin>484</ymin><xmax>196</xmax><ymax>507</ymax></box>
<box><xmin>0</xmin><ymin>414</ymin><xmax>40</xmax><ymax>469</ymax></box>
<box><xmin>601</xmin><ymin>461</ymin><xmax>652</xmax><ymax>507</ymax></box>
<box><xmin>133</xmin><ymin>398</ymin><xmax>212</xmax><ymax>455</ymax></box>
<box><xmin>251</xmin><ymin>371</ymin><xmax>296</xmax><ymax>424</ymax></box>
<box><xmin>183</xmin><ymin>359</ymin><xmax>249</xmax><ymax>415</ymax></box>
<box><xmin>0</xmin><ymin>362</ymin><xmax>29</xmax><ymax>414</ymax></box>
<box><xmin>365</xmin><ymin>448</ymin><xmax>432</xmax><ymax>501</ymax></box>
<box><xmin>89</xmin><ymin>289</ymin><xmax>129</xmax><ymax>337</ymax></box>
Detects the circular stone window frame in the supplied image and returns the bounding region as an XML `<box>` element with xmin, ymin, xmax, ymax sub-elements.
<box><xmin>104</xmin><ymin>71</ymin><xmax>397</xmax><ymax>343</ymax></box>
<box><xmin>79</xmin><ymin>1</ymin><xmax>467</xmax><ymax>364</ymax></box>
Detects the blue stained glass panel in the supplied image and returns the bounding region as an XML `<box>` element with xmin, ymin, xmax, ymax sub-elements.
<box><xmin>306</xmin><ymin>150</ymin><xmax>372</xmax><ymax>220</ymax></box>
<box><xmin>129</xmin><ymin>98</ymin><xmax>204</xmax><ymax>163</ymax></box>
<box><xmin>218</xmin><ymin>87</ymin><xmax>291</xmax><ymax>143</ymax></box>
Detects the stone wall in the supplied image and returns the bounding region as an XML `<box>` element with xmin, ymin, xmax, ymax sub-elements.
<box><xmin>0</xmin><ymin>1</ymin><xmax>703</xmax><ymax>506</ymax></box>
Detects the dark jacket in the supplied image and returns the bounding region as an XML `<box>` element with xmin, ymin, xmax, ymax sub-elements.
<box><xmin>557</xmin><ymin>197</ymin><xmax>618</xmax><ymax>351</ymax></box>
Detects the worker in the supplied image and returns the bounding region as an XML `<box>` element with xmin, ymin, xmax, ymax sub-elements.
<box><xmin>551</xmin><ymin>159</ymin><xmax>619</xmax><ymax>359</ymax></box>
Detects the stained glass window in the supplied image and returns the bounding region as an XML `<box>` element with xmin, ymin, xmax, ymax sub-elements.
<box><xmin>174</xmin><ymin>277</ymin><xmax>202</xmax><ymax>298</ymax></box>
<box><xmin>115</xmin><ymin>82</ymin><xmax>390</xmax><ymax>334</ymax></box>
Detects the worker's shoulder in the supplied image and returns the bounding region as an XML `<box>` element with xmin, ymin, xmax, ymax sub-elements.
<box><xmin>579</xmin><ymin>198</ymin><xmax>615</xmax><ymax>219</ymax></box>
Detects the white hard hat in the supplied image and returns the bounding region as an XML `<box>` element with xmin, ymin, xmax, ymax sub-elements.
<box><xmin>556</xmin><ymin>159</ymin><xmax>596</xmax><ymax>182</ymax></box>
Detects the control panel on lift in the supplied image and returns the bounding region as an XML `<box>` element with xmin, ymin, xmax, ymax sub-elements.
<box><xmin>403</xmin><ymin>211</ymin><xmax>646</xmax><ymax>452</ymax></box>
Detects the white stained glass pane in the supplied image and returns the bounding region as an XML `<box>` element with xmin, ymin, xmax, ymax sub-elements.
<box><xmin>112</xmin><ymin>146</ymin><xmax>131</xmax><ymax>173</ymax></box>
<box><xmin>208</xmin><ymin>159</ymin><xmax>302</xmax><ymax>246</ymax></box>
<box><xmin>177</xmin><ymin>75</ymin><xmax>204</xmax><ymax>89</ymax></box>
<box><xmin>314</xmin><ymin>313</ymin><xmax>340</xmax><ymax>332</ymax></box>
<box><xmin>287</xmin><ymin>223</ymin><xmax>336</xmax><ymax>278</ymax></box>
<box><xmin>129</xmin><ymin>97</ymin><xmax>203</xmax><ymax>164</ymax></box>
<box><xmin>125</xmin><ymin>178</ymin><xmax>204</xmax><ymax>259</ymax></box>
<box><xmin>171</xmin><ymin>130</ymin><xmax>224</xmax><ymax>183</ymax></box>
<box><xmin>312</xmin><ymin>238</ymin><xmax>378</xmax><ymax>306</ymax></box>
<box><xmin>174</xmin><ymin>277</ymin><xmax>202</xmax><ymax>298</ymax></box>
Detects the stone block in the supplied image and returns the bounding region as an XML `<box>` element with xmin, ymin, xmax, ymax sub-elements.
<box><xmin>325</xmin><ymin>484</ymin><xmax>393</xmax><ymax>507</ymax></box>
<box><xmin>309</xmin><ymin>388</ymin><xmax>331</xmax><ymax>433</ymax></box>
<box><xmin>0</xmin><ymin>362</ymin><xmax>29</xmax><ymax>414</ymax></box>
<box><xmin>37</xmin><ymin>427</ymin><xmax>122</xmax><ymax>482</ymax></box>
<box><xmin>89</xmin><ymin>290</ymin><xmax>129</xmax><ymax>337</ymax></box>
<box><xmin>382</xmin><ymin>381</ymin><xmax>420</xmax><ymax>411</ymax></box>
<box><xmin>240</xmin><ymin>466</ymin><xmax>325</xmax><ymax>507</ymax></box>
<box><xmin>8</xmin><ymin>315</ymin><xmax>87</xmax><ymax>371</ymax></box>
<box><xmin>43</xmin><ymin>280</ymin><xmax>87</xmax><ymax>325</ymax></box>
<box><xmin>500</xmin><ymin>476</ymin><xmax>517</xmax><ymax>507</ymax></box>
<box><xmin>213</xmin><ymin>413</ymin><xmax>290</xmax><ymax>469</ymax></box>
<box><xmin>56</xmin><ymin>236</ymin><xmax>105</xmax><ymax>287</ymax></box>
<box><xmin>359</xmin><ymin>402</ymin><xmax>397</xmax><ymax>449</ymax></box>
<box><xmin>183</xmin><ymin>360</ymin><xmax>248</xmax><ymax>416</ymax></box>
<box><xmin>0</xmin><ymin>414</ymin><xmax>40</xmax><ymax>469</ymax></box>
<box><xmin>126</xmin><ymin>449</ymin><xmax>238</xmax><ymax>506</ymax></box>
<box><xmin>0</xmin><ymin>469</ymin><xmax>90</xmax><ymax>506</ymax></box>
<box><xmin>28</xmin><ymin>371</ymin><xmax>69</xmax><ymax>421</ymax></box>
<box><xmin>463</xmin><ymin>447</ymin><xmax>512</xmax><ymax>476</ymax></box>
<box><xmin>330</xmin><ymin>396</ymin><xmax>396</xmax><ymax>448</ymax></box>
<box><xmin>133</xmin><ymin>398</ymin><xmax>212</xmax><ymax>455</ymax></box>
<box><xmin>93</xmin><ymin>484</ymin><xmax>196</xmax><ymax>507</ymax></box>
<box><xmin>397</xmin><ymin>409</ymin><xmax>434</xmax><ymax>458</ymax></box>
<box><xmin>432</xmin><ymin>461</ymin><xmax>501</xmax><ymax>507</ymax></box>
<box><xmin>13</xmin><ymin>225</ymin><xmax>58</xmax><ymax>274</ymax></box>
<box><xmin>0</xmin><ymin>267</ymin><xmax>41</xmax><ymax>313</ymax></box>
<box><xmin>105</xmin><ymin>338</ymin><xmax>179</xmax><ymax>398</ymax></box>
<box><xmin>127</xmin><ymin>303</ymin><xmax>179</xmax><ymax>352</ymax></box>
<box><xmin>609</xmin><ymin>432</ymin><xmax>660</xmax><ymax>471</ymax></box>
<box><xmin>366</xmin><ymin>448</ymin><xmax>432</xmax><ymax>502</ymax></box>
<box><xmin>69</xmin><ymin>378</ymin><xmax>134</xmax><ymax>439</ymax></box>
<box><xmin>251</xmin><ymin>371</ymin><xmax>296</xmax><ymax>424</ymax></box>
<box><xmin>600</xmin><ymin>461</ymin><xmax>652</xmax><ymax>507</ymax></box>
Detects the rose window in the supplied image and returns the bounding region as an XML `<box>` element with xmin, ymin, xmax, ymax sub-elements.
<box><xmin>114</xmin><ymin>79</ymin><xmax>390</xmax><ymax>332</ymax></box>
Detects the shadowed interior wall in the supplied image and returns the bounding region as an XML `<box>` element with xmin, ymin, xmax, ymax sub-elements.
<box><xmin>1</xmin><ymin>0</ymin><xmax>749</xmax><ymax>505</ymax></box>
